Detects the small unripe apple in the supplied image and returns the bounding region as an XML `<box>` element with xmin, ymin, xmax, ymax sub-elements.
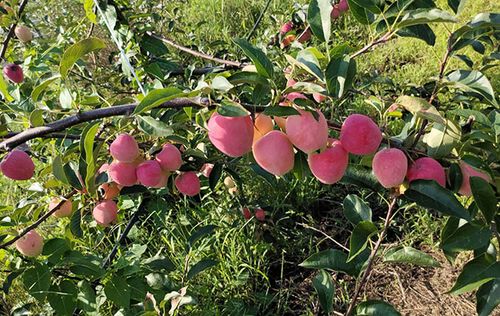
<box><xmin>14</xmin><ymin>25</ymin><xmax>33</xmax><ymax>43</ymax></box>
<box><xmin>331</xmin><ymin>5</ymin><xmax>341</xmax><ymax>19</ymax></box>
<box><xmin>458</xmin><ymin>161</ymin><xmax>492</xmax><ymax>196</ymax></box>
<box><xmin>308</xmin><ymin>140</ymin><xmax>348</xmax><ymax>184</ymax></box>
<box><xmin>224</xmin><ymin>176</ymin><xmax>236</xmax><ymax>189</ymax></box>
<box><xmin>0</xmin><ymin>149</ymin><xmax>35</xmax><ymax>180</ymax></box>
<box><xmin>286</xmin><ymin>109</ymin><xmax>328</xmax><ymax>153</ymax></box>
<box><xmin>242</xmin><ymin>207</ymin><xmax>252</xmax><ymax>220</ymax></box>
<box><xmin>136</xmin><ymin>160</ymin><xmax>163</xmax><ymax>187</ymax></box>
<box><xmin>372</xmin><ymin>148</ymin><xmax>408</xmax><ymax>188</ymax></box>
<box><xmin>255</xmin><ymin>208</ymin><xmax>265</xmax><ymax>222</ymax></box>
<box><xmin>253</xmin><ymin>113</ymin><xmax>274</xmax><ymax>144</ymax></box>
<box><xmin>15</xmin><ymin>230</ymin><xmax>43</xmax><ymax>257</ymax></box>
<box><xmin>340</xmin><ymin>114</ymin><xmax>382</xmax><ymax>155</ymax></box>
<box><xmin>407</xmin><ymin>157</ymin><xmax>446</xmax><ymax>187</ymax></box>
<box><xmin>155</xmin><ymin>144</ymin><xmax>182</xmax><ymax>171</ymax></box>
<box><xmin>286</xmin><ymin>78</ymin><xmax>297</xmax><ymax>87</ymax></box>
<box><xmin>99</xmin><ymin>182</ymin><xmax>121</xmax><ymax>199</ymax></box>
<box><xmin>109</xmin><ymin>134</ymin><xmax>140</xmax><ymax>163</ymax></box>
<box><xmin>281</xmin><ymin>34</ymin><xmax>296</xmax><ymax>49</ymax></box>
<box><xmin>93</xmin><ymin>200</ymin><xmax>118</xmax><ymax>227</ymax></box>
<box><xmin>280</xmin><ymin>21</ymin><xmax>293</xmax><ymax>35</ymax></box>
<box><xmin>108</xmin><ymin>161</ymin><xmax>138</xmax><ymax>187</ymax></box>
<box><xmin>49</xmin><ymin>198</ymin><xmax>73</xmax><ymax>218</ymax></box>
<box><xmin>3</xmin><ymin>63</ymin><xmax>23</xmax><ymax>83</ymax></box>
<box><xmin>175</xmin><ymin>171</ymin><xmax>201</xmax><ymax>196</ymax></box>
<box><xmin>253</xmin><ymin>130</ymin><xmax>294</xmax><ymax>176</ymax></box>
<box><xmin>200</xmin><ymin>163</ymin><xmax>214</xmax><ymax>178</ymax></box>
<box><xmin>208</xmin><ymin>112</ymin><xmax>254</xmax><ymax>158</ymax></box>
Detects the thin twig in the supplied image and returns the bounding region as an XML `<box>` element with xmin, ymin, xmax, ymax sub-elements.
<box><xmin>0</xmin><ymin>97</ymin><xmax>209</xmax><ymax>151</ymax></box>
<box><xmin>350</xmin><ymin>31</ymin><xmax>395</xmax><ymax>59</ymax></box>
<box><xmin>148</xmin><ymin>32</ymin><xmax>243</xmax><ymax>68</ymax></box>
<box><xmin>345</xmin><ymin>197</ymin><xmax>398</xmax><ymax>316</ymax></box>
<box><xmin>0</xmin><ymin>0</ymin><xmax>30</xmax><ymax>60</ymax></box>
<box><xmin>246</xmin><ymin>0</ymin><xmax>272</xmax><ymax>41</ymax></box>
<box><xmin>298</xmin><ymin>222</ymin><xmax>349</xmax><ymax>251</ymax></box>
<box><xmin>0</xmin><ymin>190</ymin><xmax>78</xmax><ymax>250</ymax></box>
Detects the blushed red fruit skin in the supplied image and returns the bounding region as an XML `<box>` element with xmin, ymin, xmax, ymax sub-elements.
<box><xmin>280</xmin><ymin>21</ymin><xmax>293</xmax><ymax>35</ymax></box>
<box><xmin>286</xmin><ymin>109</ymin><xmax>328</xmax><ymax>153</ymax></box>
<box><xmin>175</xmin><ymin>171</ymin><xmax>201</xmax><ymax>196</ymax></box>
<box><xmin>3</xmin><ymin>63</ymin><xmax>23</xmax><ymax>83</ymax></box>
<box><xmin>458</xmin><ymin>161</ymin><xmax>492</xmax><ymax>196</ymax></box>
<box><xmin>242</xmin><ymin>207</ymin><xmax>252</xmax><ymax>220</ymax></box>
<box><xmin>331</xmin><ymin>6</ymin><xmax>341</xmax><ymax>19</ymax></box>
<box><xmin>281</xmin><ymin>34</ymin><xmax>296</xmax><ymax>48</ymax></box>
<box><xmin>200</xmin><ymin>163</ymin><xmax>214</xmax><ymax>178</ymax></box>
<box><xmin>407</xmin><ymin>157</ymin><xmax>446</xmax><ymax>187</ymax></box>
<box><xmin>0</xmin><ymin>149</ymin><xmax>35</xmax><ymax>180</ymax></box>
<box><xmin>253</xmin><ymin>113</ymin><xmax>274</xmax><ymax>144</ymax></box>
<box><xmin>338</xmin><ymin>0</ymin><xmax>349</xmax><ymax>12</ymax></box>
<box><xmin>92</xmin><ymin>200</ymin><xmax>118</xmax><ymax>227</ymax></box>
<box><xmin>49</xmin><ymin>198</ymin><xmax>73</xmax><ymax>218</ymax></box>
<box><xmin>308</xmin><ymin>140</ymin><xmax>348</xmax><ymax>184</ymax></box>
<box><xmin>151</xmin><ymin>171</ymin><xmax>170</xmax><ymax>188</ymax></box>
<box><xmin>298</xmin><ymin>28</ymin><xmax>312</xmax><ymax>43</ymax></box>
<box><xmin>255</xmin><ymin>208</ymin><xmax>265</xmax><ymax>221</ymax></box>
<box><xmin>98</xmin><ymin>163</ymin><xmax>110</xmax><ymax>174</ymax></box>
<box><xmin>15</xmin><ymin>230</ymin><xmax>43</xmax><ymax>257</ymax></box>
<box><xmin>208</xmin><ymin>112</ymin><xmax>254</xmax><ymax>157</ymax></box>
<box><xmin>286</xmin><ymin>78</ymin><xmax>297</xmax><ymax>87</ymax></box>
<box><xmin>275</xmin><ymin>93</ymin><xmax>308</xmax><ymax>130</ymax></box>
<box><xmin>136</xmin><ymin>160</ymin><xmax>163</xmax><ymax>187</ymax></box>
<box><xmin>253</xmin><ymin>130</ymin><xmax>295</xmax><ymax>176</ymax></box>
<box><xmin>108</xmin><ymin>161</ymin><xmax>137</xmax><ymax>187</ymax></box>
<box><xmin>100</xmin><ymin>182</ymin><xmax>121</xmax><ymax>199</ymax></box>
<box><xmin>372</xmin><ymin>148</ymin><xmax>408</xmax><ymax>188</ymax></box>
<box><xmin>340</xmin><ymin>114</ymin><xmax>382</xmax><ymax>155</ymax></box>
<box><xmin>155</xmin><ymin>144</ymin><xmax>182</xmax><ymax>171</ymax></box>
<box><xmin>109</xmin><ymin>134</ymin><xmax>140</xmax><ymax>162</ymax></box>
<box><xmin>313</xmin><ymin>93</ymin><xmax>326</xmax><ymax>103</ymax></box>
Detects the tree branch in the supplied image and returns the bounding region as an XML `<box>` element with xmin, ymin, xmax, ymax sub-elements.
<box><xmin>0</xmin><ymin>190</ymin><xmax>78</xmax><ymax>250</ymax></box>
<box><xmin>246</xmin><ymin>0</ymin><xmax>272</xmax><ymax>41</ymax></box>
<box><xmin>345</xmin><ymin>197</ymin><xmax>398</xmax><ymax>316</ymax></box>
<box><xmin>0</xmin><ymin>97</ymin><xmax>209</xmax><ymax>151</ymax></box>
<box><xmin>0</xmin><ymin>0</ymin><xmax>30</xmax><ymax>60</ymax></box>
<box><xmin>350</xmin><ymin>31</ymin><xmax>395</xmax><ymax>59</ymax></box>
<box><xmin>148</xmin><ymin>33</ymin><xmax>244</xmax><ymax>68</ymax></box>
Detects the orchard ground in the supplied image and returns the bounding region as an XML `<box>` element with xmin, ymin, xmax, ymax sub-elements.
<box><xmin>0</xmin><ymin>0</ymin><xmax>499</xmax><ymax>315</ymax></box>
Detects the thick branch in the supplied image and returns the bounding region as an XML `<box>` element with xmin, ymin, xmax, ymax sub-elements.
<box><xmin>0</xmin><ymin>97</ymin><xmax>209</xmax><ymax>151</ymax></box>
<box><xmin>0</xmin><ymin>190</ymin><xmax>78</xmax><ymax>250</ymax></box>
<box><xmin>148</xmin><ymin>33</ymin><xmax>244</xmax><ymax>68</ymax></box>
<box><xmin>345</xmin><ymin>197</ymin><xmax>398</xmax><ymax>316</ymax></box>
<box><xmin>0</xmin><ymin>0</ymin><xmax>30</xmax><ymax>60</ymax></box>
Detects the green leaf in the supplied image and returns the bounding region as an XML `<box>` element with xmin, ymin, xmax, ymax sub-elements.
<box><xmin>23</xmin><ymin>263</ymin><xmax>51</xmax><ymax>300</ymax></box>
<box><xmin>187</xmin><ymin>225</ymin><xmax>217</xmax><ymax>250</ymax></box>
<box><xmin>307</xmin><ymin>0</ymin><xmax>332</xmax><ymax>42</ymax></box>
<box><xmin>383</xmin><ymin>246</ymin><xmax>440</xmax><ymax>267</ymax></box>
<box><xmin>395</xmin><ymin>95</ymin><xmax>444</xmax><ymax>124</ymax></box>
<box><xmin>347</xmin><ymin>0</ymin><xmax>373</xmax><ymax>25</ymax></box>
<box><xmin>445</xmin><ymin>70</ymin><xmax>497</xmax><ymax>106</ymax></box>
<box><xmin>448</xmin><ymin>0</ymin><xmax>467</xmax><ymax>15</ymax></box>
<box><xmin>60</xmin><ymin>38</ymin><xmax>106</xmax><ymax>77</ymax></box>
<box><xmin>448</xmin><ymin>163</ymin><xmax>463</xmax><ymax>193</ymax></box>
<box><xmin>471</xmin><ymin>177</ymin><xmax>497</xmax><ymax>223</ymax></box>
<box><xmin>70</xmin><ymin>209</ymin><xmax>83</xmax><ymax>238</ymax></box>
<box><xmin>42</xmin><ymin>238</ymin><xmax>70</xmax><ymax>258</ymax></box>
<box><xmin>209</xmin><ymin>163</ymin><xmax>223</xmax><ymax>190</ymax></box>
<box><xmin>59</xmin><ymin>87</ymin><xmax>73</xmax><ymax>109</ymax></box>
<box><xmin>341</xmin><ymin>165</ymin><xmax>384</xmax><ymax>192</ymax></box>
<box><xmin>81</xmin><ymin>122</ymin><xmax>100</xmax><ymax>192</ymax></box>
<box><xmin>104</xmin><ymin>275</ymin><xmax>130</xmax><ymax>308</ymax></box>
<box><xmin>249</xmin><ymin>163</ymin><xmax>278</xmax><ymax>186</ymax></box>
<box><xmin>325</xmin><ymin>55</ymin><xmax>356</xmax><ymax>99</ymax></box>
<box><xmin>0</xmin><ymin>73</ymin><xmax>13</xmax><ymax>102</ymax></box>
<box><xmin>476</xmin><ymin>280</ymin><xmax>500</xmax><ymax>316</ymax></box>
<box><xmin>47</xmin><ymin>280</ymin><xmax>77</xmax><ymax>316</ymax></box>
<box><xmin>262</xmin><ymin>106</ymin><xmax>300</xmax><ymax>117</ymax></box>
<box><xmin>233</xmin><ymin>38</ymin><xmax>273</xmax><ymax>78</ymax></box>
<box><xmin>140</xmin><ymin>34</ymin><xmax>168</xmax><ymax>56</ymax></box>
<box><xmin>300</xmin><ymin>249</ymin><xmax>367</xmax><ymax>276</ymax></box>
<box><xmin>349</xmin><ymin>0</ymin><xmax>384</xmax><ymax>14</ymax></box>
<box><xmin>211</xmin><ymin>76</ymin><xmax>234</xmax><ymax>92</ymax></box>
<box><xmin>31</xmin><ymin>75</ymin><xmax>60</xmax><ymax>102</ymax></box>
<box><xmin>423</xmin><ymin>119</ymin><xmax>461</xmax><ymax>158</ymax></box>
<box><xmin>441</xmin><ymin>223</ymin><xmax>491</xmax><ymax>252</ymax></box>
<box><xmin>312</xmin><ymin>270</ymin><xmax>334</xmax><ymax>314</ymax></box>
<box><xmin>397</xmin><ymin>8</ymin><xmax>458</xmax><ymax>29</ymax></box>
<box><xmin>142</xmin><ymin>256</ymin><xmax>175</xmax><ymax>272</ymax></box>
<box><xmin>449</xmin><ymin>255</ymin><xmax>499</xmax><ymax>295</ymax></box>
<box><xmin>348</xmin><ymin>221</ymin><xmax>378</xmax><ymax>262</ymax></box>
<box><xmin>187</xmin><ymin>258</ymin><xmax>218</xmax><ymax>280</ymax></box>
<box><xmin>296</xmin><ymin>49</ymin><xmax>325</xmax><ymax>81</ymax></box>
<box><xmin>397</xmin><ymin>24</ymin><xmax>436</xmax><ymax>46</ymax></box>
<box><xmin>76</xmin><ymin>280</ymin><xmax>96</xmax><ymax>313</ymax></box>
<box><xmin>404</xmin><ymin>180</ymin><xmax>471</xmax><ymax>221</ymax></box>
<box><xmin>343</xmin><ymin>194</ymin><xmax>372</xmax><ymax>225</ymax></box>
<box><xmin>228</xmin><ymin>71</ymin><xmax>269</xmax><ymax>86</ymax></box>
<box><xmin>83</xmin><ymin>0</ymin><xmax>97</xmax><ymax>23</ymax></box>
<box><xmin>355</xmin><ymin>300</ymin><xmax>401</xmax><ymax>316</ymax></box>
<box><xmin>449</xmin><ymin>108</ymin><xmax>490</xmax><ymax>126</ymax></box>
<box><xmin>133</xmin><ymin>87</ymin><xmax>184</xmax><ymax>114</ymax></box>
<box><xmin>216</xmin><ymin>100</ymin><xmax>250</xmax><ymax>117</ymax></box>
<box><xmin>53</xmin><ymin>155</ymin><xmax>69</xmax><ymax>185</ymax></box>
<box><xmin>137</xmin><ymin>115</ymin><xmax>174</xmax><ymax>136</ymax></box>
